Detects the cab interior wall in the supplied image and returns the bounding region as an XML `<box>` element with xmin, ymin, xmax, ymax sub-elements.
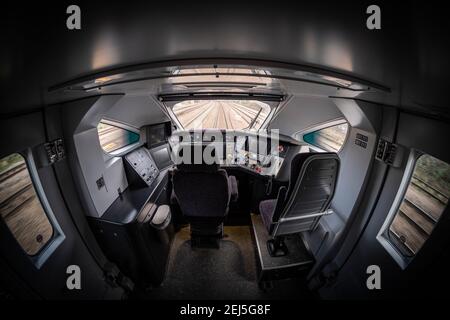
<box><xmin>320</xmin><ymin>113</ymin><xmax>450</xmax><ymax>298</ymax></box>
<box><xmin>303</xmin><ymin>99</ymin><xmax>382</xmax><ymax>271</ymax></box>
<box><xmin>53</xmin><ymin>93</ymin><xmax>168</xmax><ymax>217</ymax></box>
<box><xmin>318</xmin><ymin>106</ymin><xmax>399</xmax><ymax>278</ymax></box>
<box><xmin>268</xmin><ymin>96</ymin><xmax>344</xmax><ymax>136</ymax></box>
<box><xmin>0</xmin><ymin>111</ymin><xmax>122</xmax><ymax>299</ymax></box>
<box><xmin>102</xmin><ymin>95</ymin><xmax>170</xmax><ymax>128</ymax></box>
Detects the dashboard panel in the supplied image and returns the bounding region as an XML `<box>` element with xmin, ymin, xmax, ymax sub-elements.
<box><xmin>124</xmin><ymin>147</ymin><xmax>160</xmax><ymax>187</ymax></box>
<box><xmin>234</xmin><ymin>139</ymin><xmax>287</xmax><ymax>176</ymax></box>
<box><xmin>169</xmin><ymin>130</ymin><xmax>298</xmax><ymax>177</ymax></box>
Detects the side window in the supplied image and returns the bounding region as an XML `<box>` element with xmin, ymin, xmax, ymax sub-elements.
<box><xmin>0</xmin><ymin>153</ymin><xmax>54</xmax><ymax>255</ymax></box>
<box><xmin>97</xmin><ymin>121</ymin><xmax>140</xmax><ymax>153</ymax></box>
<box><xmin>388</xmin><ymin>154</ymin><xmax>450</xmax><ymax>257</ymax></box>
<box><xmin>303</xmin><ymin>122</ymin><xmax>349</xmax><ymax>152</ymax></box>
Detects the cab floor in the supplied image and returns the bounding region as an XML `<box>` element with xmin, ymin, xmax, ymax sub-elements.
<box><xmin>141</xmin><ymin>225</ymin><xmax>316</xmax><ymax>300</ymax></box>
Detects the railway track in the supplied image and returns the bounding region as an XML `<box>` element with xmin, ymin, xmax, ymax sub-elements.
<box><xmin>0</xmin><ymin>163</ymin><xmax>33</xmax><ymax>219</ymax></box>
<box><xmin>412</xmin><ymin>175</ymin><xmax>448</xmax><ymax>205</ymax></box>
<box><xmin>177</xmin><ymin>101</ymin><xmax>214</xmax><ymax>128</ymax></box>
<box><xmin>0</xmin><ymin>159</ymin><xmax>53</xmax><ymax>255</ymax></box>
<box><xmin>173</xmin><ymin>100</ymin><xmax>265</xmax><ymax>130</ymax></box>
<box><xmin>173</xmin><ymin>101</ymin><xmax>210</xmax><ymax>118</ymax></box>
<box><xmin>0</xmin><ymin>162</ymin><xmax>26</xmax><ymax>183</ymax></box>
<box><xmin>390</xmin><ymin>174</ymin><xmax>447</xmax><ymax>255</ymax></box>
<box><xmin>98</xmin><ymin>123</ymin><xmax>140</xmax><ymax>152</ymax></box>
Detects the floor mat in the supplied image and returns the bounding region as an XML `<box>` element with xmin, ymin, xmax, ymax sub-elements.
<box><xmin>143</xmin><ymin>225</ymin><xmax>315</xmax><ymax>300</ymax></box>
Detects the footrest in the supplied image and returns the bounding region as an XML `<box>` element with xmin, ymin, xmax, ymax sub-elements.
<box><xmin>267</xmin><ymin>238</ymin><xmax>289</xmax><ymax>257</ymax></box>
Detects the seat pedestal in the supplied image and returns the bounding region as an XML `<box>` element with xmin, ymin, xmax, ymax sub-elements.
<box><xmin>190</xmin><ymin>235</ymin><xmax>221</xmax><ymax>249</ymax></box>
<box><xmin>251</xmin><ymin>214</ymin><xmax>313</xmax><ymax>285</ymax></box>
<box><xmin>190</xmin><ymin>223</ymin><xmax>223</xmax><ymax>248</ymax></box>
<box><xmin>267</xmin><ymin>237</ymin><xmax>289</xmax><ymax>257</ymax></box>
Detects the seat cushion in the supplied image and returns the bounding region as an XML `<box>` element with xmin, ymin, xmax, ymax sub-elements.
<box><xmin>259</xmin><ymin>199</ymin><xmax>277</xmax><ymax>232</ymax></box>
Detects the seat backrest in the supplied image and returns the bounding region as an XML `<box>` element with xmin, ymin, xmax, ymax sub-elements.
<box><xmin>272</xmin><ymin>152</ymin><xmax>340</xmax><ymax>235</ymax></box>
<box><xmin>172</xmin><ymin>144</ymin><xmax>230</xmax><ymax>218</ymax></box>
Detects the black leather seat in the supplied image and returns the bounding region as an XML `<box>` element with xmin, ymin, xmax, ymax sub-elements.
<box><xmin>259</xmin><ymin>152</ymin><xmax>340</xmax><ymax>256</ymax></box>
<box><xmin>171</xmin><ymin>145</ymin><xmax>238</xmax><ymax>246</ymax></box>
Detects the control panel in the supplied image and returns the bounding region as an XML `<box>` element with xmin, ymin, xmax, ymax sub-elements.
<box><xmin>375</xmin><ymin>137</ymin><xmax>405</xmax><ymax>168</ymax></box>
<box><xmin>124</xmin><ymin>147</ymin><xmax>159</xmax><ymax>187</ymax></box>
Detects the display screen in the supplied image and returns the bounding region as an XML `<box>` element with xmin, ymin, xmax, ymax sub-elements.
<box><xmin>151</xmin><ymin>146</ymin><xmax>172</xmax><ymax>169</ymax></box>
<box><xmin>147</xmin><ymin>123</ymin><xmax>169</xmax><ymax>148</ymax></box>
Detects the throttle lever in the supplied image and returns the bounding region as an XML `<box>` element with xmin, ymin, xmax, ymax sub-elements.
<box><xmin>265</xmin><ymin>175</ymin><xmax>274</xmax><ymax>195</ymax></box>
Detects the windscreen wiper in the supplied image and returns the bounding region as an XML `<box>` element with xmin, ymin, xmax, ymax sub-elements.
<box><xmin>247</xmin><ymin>107</ymin><xmax>262</xmax><ymax>130</ymax></box>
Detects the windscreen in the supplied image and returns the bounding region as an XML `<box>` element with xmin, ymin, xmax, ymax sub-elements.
<box><xmin>171</xmin><ymin>100</ymin><xmax>271</xmax><ymax>131</ymax></box>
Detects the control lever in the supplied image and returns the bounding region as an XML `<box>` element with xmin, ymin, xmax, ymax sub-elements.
<box><xmin>265</xmin><ymin>175</ymin><xmax>274</xmax><ymax>195</ymax></box>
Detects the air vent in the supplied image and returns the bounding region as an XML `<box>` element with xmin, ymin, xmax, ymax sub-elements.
<box><xmin>175</xmin><ymin>82</ymin><xmax>265</xmax><ymax>89</ymax></box>
<box><xmin>158</xmin><ymin>92</ymin><xmax>284</xmax><ymax>102</ymax></box>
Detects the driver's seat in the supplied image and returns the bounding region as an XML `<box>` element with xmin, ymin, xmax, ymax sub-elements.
<box><xmin>171</xmin><ymin>145</ymin><xmax>238</xmax><ymax>247</ymax></box>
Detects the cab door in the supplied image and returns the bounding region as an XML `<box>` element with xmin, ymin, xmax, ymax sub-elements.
<box><xmin>0</xmin><ymin>111</ymin><xmax>123</xmax><ymax>299</ymax></box>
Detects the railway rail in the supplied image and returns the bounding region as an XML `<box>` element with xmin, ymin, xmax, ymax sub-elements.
<box><xmin>390</xmin><ymin>174</ymin><xmax>447</xmax><ymax>255</ymax></box>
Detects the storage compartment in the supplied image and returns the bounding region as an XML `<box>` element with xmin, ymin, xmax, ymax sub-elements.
<box><xmin>88</xmin><ymin>171</ymin><xmax>174</xmax><ymax>288</ymax></box>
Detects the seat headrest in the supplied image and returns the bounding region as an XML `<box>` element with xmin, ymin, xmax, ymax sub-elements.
<box><xmin>177</xmin><ymin>163</ymin><xmax>220</xmax><ymax>173</ymax></box>
<box><xmin>290</xmin><ymin>152</ymin><xmax>339</xmax><ymax>184</ymax></box>
<box><xmin>176</xmin><ymin>144</ymin><xmax>221</xmax><ymax>172</ymax></box>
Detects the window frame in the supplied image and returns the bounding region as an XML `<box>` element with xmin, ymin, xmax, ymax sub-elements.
<box><xmin>97</xmin><ymin>119</ymin><xmax>142</xmax><ymax>156</ymax></box>
<box><xmin>376</xmin><ymin>149</ymin><xmax>448</xmax><ymax>269</ymax></box>
<box><xmin>1</xmin><ymin>150</ymin><xmax>65</xmax><ymax>269</ymax></box>
<box><xmin>295</xmin><ymin>118</ymin><xmax>350</xmax><ymax>153</ymax></box>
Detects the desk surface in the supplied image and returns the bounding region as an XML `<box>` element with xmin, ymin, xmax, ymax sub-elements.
<box><xmin>98</xmin><ymin>169</ymin><xmax>169</xmax><ymax>225</ymax></box>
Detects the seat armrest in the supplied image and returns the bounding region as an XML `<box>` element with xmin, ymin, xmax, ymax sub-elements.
<box><xmin>228</xmin><ymin>175</ymin><xmax>239</xmax><ymax>202</ymax></box>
